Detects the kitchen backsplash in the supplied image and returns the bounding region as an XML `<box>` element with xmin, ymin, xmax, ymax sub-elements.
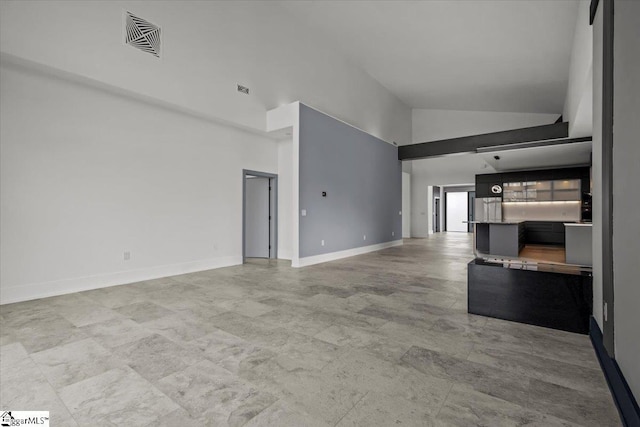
<box><xmin>502</xmin><ymin>201</ymin><xmax>581</xmax><ymax>222</ymax></box>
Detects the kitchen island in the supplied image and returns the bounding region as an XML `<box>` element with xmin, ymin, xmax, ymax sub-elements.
<box><xmin>468</xmin><ymin>258</ymin><xmax>592</xmax><ymax>334</ymax></box>
<box><xmin>472</xmin><ymin>221</ymin><xmax>525</xmax><ymax>258</ymax></box>
<box><xmin>565</xmin><ymin>223</ymin><xmax>593</xmax><ymax>265</ymax></box>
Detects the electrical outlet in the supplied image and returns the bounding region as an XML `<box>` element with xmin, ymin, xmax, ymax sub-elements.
<box><xmin>392</xmin><ymin>231</ymin><xmax>395</xmax><ymax>236</ymax></box>
<box><xmin>301</xmin><ymin>209</ymin><xmax>307</xmax><ymax>217</ymax></box>
<box><xmin>363</xmin><ymin>235</ymin><xmax>366</xmax><ymax>240</ymax></box>
<box><xmin>124</xmin><ymin>251</ymin><xmax>131</xmax><ymax>261</ymax></box>
<box><xmin>399</xmin><ymin>211</ymin><xmax>402</xmax><ymax>215</ymax></box>
<box><xmin>321</xmin><ymin>240</ymin><xmax>325</xmax><ymax>246</ymax></box>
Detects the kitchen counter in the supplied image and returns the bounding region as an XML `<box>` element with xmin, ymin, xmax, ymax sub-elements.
<box><xmin>473</xmin><ymin>222</ymin><xmax>525</xmax><ymax>257</ymax></box>
<box><xmin>468</xmin><ymin>221</ymin><xmax>525</xmax><ymax>225</ymax></box>
<box><xmin>565</xmin><ymin>223</ymin><xmax>592</xmax><ymax>265</ymax></box>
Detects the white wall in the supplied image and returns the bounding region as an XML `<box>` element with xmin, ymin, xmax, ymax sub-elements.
<box><xmin>410</xmin><ymin>170</ymin><xmax>430</xmax><ymax>238</ymax></box>
<box><xmin>277</xmin><ymin>139</ymin><xmax>293</xmax><ymax>260</ymax></box>
<box><xmin>592</xmin><ymin>5</ymin><xmax>604</xmax><ymax>328</ymax></box>
<box><xmin>410</xmin><ymin>156</ymin><xmax>483</xmax><ymax>238</ymax></box>
<box><xmin>411</xmin><ymin>109</ymin><xmax>558</xmax><ymax>143</ymax></box>
<box><xmin>0</xmin><ymin>61</ymin><xmax>279</xmax><ymax>304</ymax></box>
<box><xmin>563</xmin><ymin>0</ymin><xmax>593</xmax><ymax>138</ymax></box>
<box><xmin>0</xmin><ymin>0</ymin><xmax>410</xmax><ymax>146</ymax></box>
<box><xmin>0</xmin><ymin>0</ymin><xmax>413</xmax><ymax>302</ymax></box>
<box><xmin>613</xmin><ymin>0</ymin><xmax>640</xmax><ymax>400</ymax></box>
<box><xmin>402</xmin><ymin>172</ymin><xmax>411</xmax><ymax>238</ymax></box>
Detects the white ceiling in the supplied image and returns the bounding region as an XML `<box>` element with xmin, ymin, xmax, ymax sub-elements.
<box><xmin>411</xmin><ymin>141</ymin><xmax>591</xmax><ymax>186</ymax></box>
<box><xmin>479</xmin><ymin>141</ymin><xmax>591</xmax><ymax>171</ymax></box>
<box><xmin>276</xmin><ymin>0</ymin><xmax>580</xmax><ymax>114</ymax></box>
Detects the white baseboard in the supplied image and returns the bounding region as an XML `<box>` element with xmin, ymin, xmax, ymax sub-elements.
<box><xmin>293</xmin><ymin>240</ymin><xmax>403</xmax><ymax>268</ymax></box>
<box><xmin>0</xmin><ymin>256</ymin><xmax>242</xmax><ymax>305</ymax></box>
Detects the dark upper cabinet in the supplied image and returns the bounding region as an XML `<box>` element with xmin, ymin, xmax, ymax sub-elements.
<box><xmin>506</xmin><ymin>171</ymin><xmax>529</xmax><ymax>182</ymax></box>
<box><xmin>475</xmin><ymin>167</ymin><xmax>590</xmax><ymax>199</ymax></box>
<box><xmin>475</xmin><ymin>174</ymin><xmax>503</xmax><ymax>198</ymax></box>
<box><xmin>527</xmin><ymin>169</ymin><xmax>558</xmax><ymax>181</ymax></box>
<box><xmin>475</xmin><ymin>182</ymin><xmax>490</xmax><ymax>198</ymax></box>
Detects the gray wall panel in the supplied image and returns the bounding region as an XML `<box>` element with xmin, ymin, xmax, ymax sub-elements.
<box><xmin>299</xmin><ymin>104</ymin><xmax>402</xmax><ymax>258</ymax></box>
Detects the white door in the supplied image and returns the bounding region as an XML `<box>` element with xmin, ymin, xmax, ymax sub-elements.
<box><xmin>245</xmin><ymin>177</ymin><xmax>270</xmax><ymax>257</ymax></box>
<box><xmin>446</xmin><ymin>192</ymin><xmax>468</xmax><ymax>232</ymax></box>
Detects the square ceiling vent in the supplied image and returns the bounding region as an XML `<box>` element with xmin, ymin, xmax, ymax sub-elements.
<box><xmin>125</xmin><ymin>11</ymin><xmax>161</xmax><ymax>58</ymax></box>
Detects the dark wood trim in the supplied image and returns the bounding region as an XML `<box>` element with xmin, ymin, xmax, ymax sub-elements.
<box><xmin>398</xmin><ymin>122</ymin><xmax>569</xmax><ymax>160</ymax></box>
<box><xmin>590</xmin><ymin>317</ymin><xmax>640</xmax><ymax>426</ymax></box>
<box><xmin>591</xmin><ymin>0</ymin><xmax>601</xmax><ymax>25</ymax></box>
<box><xmin>602</xmin><ymin>0</ymin><xmax>615</xmax><ymax>356</ymax></box>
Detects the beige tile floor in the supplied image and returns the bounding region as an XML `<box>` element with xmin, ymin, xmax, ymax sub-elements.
<box><xmin>0</xmin><ymin>233</ymin><xmax>620</xmax><ymax>426</ymax></box>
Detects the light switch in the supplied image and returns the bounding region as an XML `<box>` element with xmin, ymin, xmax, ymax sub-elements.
<box><xmin>301</xmin><ymin>209</ymin><xmax>307</xmax><ymax>216</ymax></box>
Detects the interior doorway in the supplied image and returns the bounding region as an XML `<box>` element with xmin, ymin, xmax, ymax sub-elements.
<box><xmin>243</xmin><ymin>170</ymin><xmax>277</xmax><ymax>261</ymax></box>
<box><xmin>433</xmin><ymin>197</ymin><xmax>441</xmax><ymax>232</ymax></box>
<box><xmin>446</xmin><ymin>191</ymin><xmax>468</xmax><ymax>232</ymax></box>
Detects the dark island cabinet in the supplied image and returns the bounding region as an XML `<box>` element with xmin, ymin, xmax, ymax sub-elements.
<box><xmin>468</xmin><ymin>259</ymin><xmax>593</xmax><ymax>334</ymax></box>
<box><xmin>524</xmin><ymin>221</ymin><xmax>566</xmax><ymax>245</ymax></box>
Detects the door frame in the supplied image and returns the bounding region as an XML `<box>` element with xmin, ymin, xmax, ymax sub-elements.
<box><xmin>467</xmin><ymin>191</ymin><xmax>476</xmax><ymax>232</ymax></box>
<box><xmin>433</xmin><ymin>197</ymin><xmax>440</xmax><ymax>233</ymax></box>
<box><xmin>242</xmin><ymin>169</ymin><xmax>278</xmax><ymax>262</ymax></box>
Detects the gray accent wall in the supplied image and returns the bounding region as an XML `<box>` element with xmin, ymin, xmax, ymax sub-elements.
<box><xmin>299</xmin><ymin>104</ymin><xmax>402</xmax><ymax>258</ymax></box>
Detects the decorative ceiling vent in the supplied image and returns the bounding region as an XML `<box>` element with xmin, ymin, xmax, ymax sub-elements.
<box><xmin>125</xmin><ymin>11</ymin><xmax>161</xmax><ymax>58</ymax></box>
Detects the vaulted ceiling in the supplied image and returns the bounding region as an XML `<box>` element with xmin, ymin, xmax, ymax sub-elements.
<box><xmin>276</xmin><ymin>0</ymin><xmax>580</xmax><ymax>114</ymax></box>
